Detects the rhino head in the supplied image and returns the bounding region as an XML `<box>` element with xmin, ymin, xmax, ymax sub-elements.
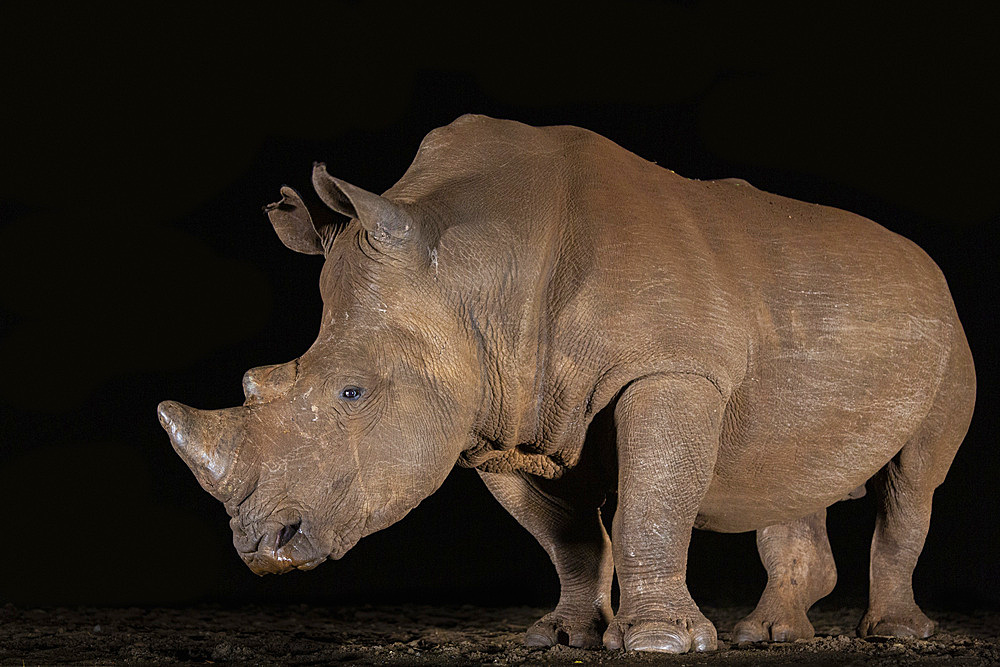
<box><xmin>158</xmin><ymin>164</ymin><xmax>481</xmax><ymax>575</ymax></box>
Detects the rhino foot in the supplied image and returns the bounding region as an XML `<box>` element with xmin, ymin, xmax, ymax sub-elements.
<box><xmin>733</xmin><ymin>608</ymin><xmax>815</xmax><ymax>643</ymax></box>
<box><xmin>857</xmin><ymin>606</ymin><xmax>936</xmax><ymax>639</ymax></box>
<box><xmin>523</xmin><ymin>610</ymin><xmax>607</xmax><ymax>649</ymax></box>
<box><xmin>603</xmin><ymin>613</ymin><xmax>717</xmax><ymax>653</ymax></box>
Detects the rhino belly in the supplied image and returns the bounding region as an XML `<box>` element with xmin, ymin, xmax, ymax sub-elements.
<box><xmin>693</xmin><ymin>310</ymin><xmax>953</xmax><ymax>534</ymax></box>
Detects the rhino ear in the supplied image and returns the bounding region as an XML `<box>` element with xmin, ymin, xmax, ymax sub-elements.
<box><xmin>263</xmin><ymin>186</ymin><xmax>326</xmax><ymax>255</ymax></box>
<box><xmin>312</xmin><ymin>162</ymin><xmax>413</xmax><ymax>244</ymax></box>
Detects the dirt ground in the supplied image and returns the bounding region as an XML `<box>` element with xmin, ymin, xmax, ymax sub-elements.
<box><xmin>3</xmin><ymin>603</ymin><xmax>999</xmax><ymax>665</ymax></box>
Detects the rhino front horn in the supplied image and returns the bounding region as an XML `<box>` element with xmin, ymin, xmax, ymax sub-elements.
<box><xmin>157</xmin><ymin>400</ymin><xmax>246</xmax><ymax>496</ymax></box>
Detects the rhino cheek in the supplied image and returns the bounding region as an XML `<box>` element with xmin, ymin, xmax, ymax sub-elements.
<box><xmin>347</xmin><ymin>444</ymin><xmax>458</xmax><ymax>540</ymax></box>
<box><xmin>323</xmin><ymin>481</ymin><xmax>369</xmax><ymax>558</ymax></box>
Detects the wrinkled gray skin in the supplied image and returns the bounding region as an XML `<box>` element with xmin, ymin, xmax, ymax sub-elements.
<box><xmin>158</xmin><ymin>115</ymin><xmax>976</xmax><ymax>653</ymax></box>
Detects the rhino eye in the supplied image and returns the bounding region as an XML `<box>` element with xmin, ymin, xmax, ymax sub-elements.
<box><xmin>340</xmin><ymin>386</ymin><xmax>364</xmax><ymax>401</ymax></box>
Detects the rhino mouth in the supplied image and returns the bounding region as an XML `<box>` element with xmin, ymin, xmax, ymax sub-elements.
<box><xmin>236</xmin><ymin>517</ymin><xmax>333</xmax><ymax>575</ymax></box>
<box><xmin>243</xmin><ymin>552</ymin><xmax>327</xmax><ymax>575</ymax></box>
<box><xmin>241</xmin><ymin>545</ymin><xmax>327</xmax><ymax>575</ymax></box>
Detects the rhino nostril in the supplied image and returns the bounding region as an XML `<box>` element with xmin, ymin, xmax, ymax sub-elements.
<box><xmin>275</xmin><ymin>521</ymin><xmax>301</xmax><ymax>550</ymax></box>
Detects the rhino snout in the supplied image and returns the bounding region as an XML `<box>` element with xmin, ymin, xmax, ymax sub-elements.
<box><xmin>236</xmin><ymin>517</ymin><xmax>325</xmax><ymax>575</ymax></box>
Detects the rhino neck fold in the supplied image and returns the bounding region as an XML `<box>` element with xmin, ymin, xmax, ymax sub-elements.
<box><xmin>388</xmin><ymin>123</ymin><xmax>616</xmax><ymax>476</ymax></box>
<box><xmin>443</xmin><ymin>200</ymin><xmax>588</xmax><ymax>474</ymax></box>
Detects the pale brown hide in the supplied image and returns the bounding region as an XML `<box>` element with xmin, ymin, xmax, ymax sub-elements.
<box><xmin>159</xmin><ymin>115</ymin><xmax>975</xmax><ymax>653</ymax></box>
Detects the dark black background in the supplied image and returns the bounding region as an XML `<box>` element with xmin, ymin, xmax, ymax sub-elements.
<box><xmin>1</xmin><ymin>3</ymin><xmax>996</xmax><ymax>612</ymax></box>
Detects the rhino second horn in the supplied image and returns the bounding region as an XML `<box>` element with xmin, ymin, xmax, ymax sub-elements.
<box><xmin>157</xmin><ymin>401</ymin><xmax>245</xmax><ymax>493</ymax></box>
<box><xmin>243</xmin><ymin>361</ymin><xmax>297</xmax><ymax>403</ymax></box>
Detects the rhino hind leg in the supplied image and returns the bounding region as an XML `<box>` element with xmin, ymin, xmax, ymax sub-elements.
<box><xmin>477</xmin><ymin>469</ymin><xmax>614</xmax><ymax>649</ymax></box>
<box><xmin>733</xmin><ymin>509</ymin><xmax>837</xmax><ymax>643</ymax></box>
<box><xmin>858</xmin><ymin>337</ymin><xmax>975</xmax><ymax>639</ymax></box>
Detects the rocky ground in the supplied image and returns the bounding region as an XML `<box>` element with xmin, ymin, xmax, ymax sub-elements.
<box><xmin>2</xmin><ymin>603</ymin><xmax>999</xmax><ymax>665</ymax></box>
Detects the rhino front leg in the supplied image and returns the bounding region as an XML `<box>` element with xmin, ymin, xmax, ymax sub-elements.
<box><xmin>733</xmin><ymin>509</ymin><xmax>837</xmax><ymax>642</ymax></box>
<box><xmin>478</xmin><ymin>469</ymin><xmax>614</xmax><ymax>649</ymax></box>
<box><xmin>605</xmin><ymin>374</ymin><xmax>725</xmax><ymax>653</ymax></box>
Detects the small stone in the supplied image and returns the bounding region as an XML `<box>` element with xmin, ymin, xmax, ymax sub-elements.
<box><xmin>93</xmin><ymin>624</ymin><xmax>102</xmax><ymax>633</ymax></box>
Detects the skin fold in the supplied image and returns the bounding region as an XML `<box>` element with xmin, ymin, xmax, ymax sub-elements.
<box><xmin>158</xmin><ymin>115</ymin><xmax>976</xmax><ymax>654</ymax></box>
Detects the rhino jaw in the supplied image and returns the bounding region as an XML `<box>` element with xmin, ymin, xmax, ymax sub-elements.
<box><xmin>157</xmin><ymin>400</ymin><xmax>246</xmax><ymax>496</ymax></box>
